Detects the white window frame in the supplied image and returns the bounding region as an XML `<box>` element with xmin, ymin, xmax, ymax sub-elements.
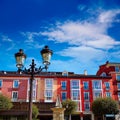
<box><xmin>61</xmin><ymin>81</ymin><xmax>67</xmax><ymax>90</ymax></box>
<box><xmin>45</xmin><ymin>79</ymin><xmax>53</xmax><ymax>89</ymax></box>
<box><xmin>12</xmin><ymin>91</ymin><xmax>18</xmax><ymax>102</ymax></box>
<box><xmin>92</xmin><ymin>80</ymin><xmax>102</xmax><ymax>90</ymax></box>
<box><xmin>44</xmin><ymin>90</ymin><xmax>52</xmax><ymax>97</ymax></box>
<box><xmin>117</xmin><ymin>83</ymin><xmax>120</xmax><ymax>90</ymax></box>
<box><xmin>106</xmin><ymin>92</ymin><xmax>111</xmax><ymax>97</ymax></box>
<box><xmin>32</xmin><ymin>80</ymin><xmax>37</xmax><ymax>101</ymax></box>
<box><xmin>76</xmin><ymin>101</ymin><xmax>80</xmax><ymax>112</ymax></box>
<box><xmin>83</xmin><ymin>81</ymin><xmax>89</xmax><ymax>90</ymax></box>
<box><xmin>84</xmin><ymin>92</ymin><xmax>89</xmax><ymax>101</ymax></box>
<box><xmin>100</xmin><ymin>72</ymin><xmax>106</xmax><ymax>77</ymax></box>
<box><xmin>104</xmin><ymin>82</ymin><xmax>110</xmax><ymax>90</ymax></box>
<box><xmin>118</xmin><ymin>92</ymin><xmax>120</xmax><ymax>101</ymax></box>
<box><xmin>84</xmin><ymin>102</ymin><xmax>90</xmax><ymax>111</ymax></box>
<box><xmin>61</xmin><ymin>92</ymin><xmax>67</xmax><ymax>101</ymax></box>
<box><xmin>13</xmin><ymin>80</ymin><xmax>19</xmax><ymax>88</ymax></box>
<box><xmin>44</xmin><ymin>79</ymin><xmax>53</xmax><ymax>102</ymax></box>
<box><xmin>93</xmin><ymin>91</ymin><xmax>102</xmax><ymax>100</ymax></box>
<box><xmin>116</xmin><ymin>75</ymin><xmax>120</xmax><ymax>81</ymax></box>
<box><xmin>71</xmin><ymin>80</ymin><xmax>79</xmax><ymax>89</ymax></box>
<box><xmin>115</xmin><ymin>66</ymin><xmax>120</xmax><ymax>72</ymax></box>
<box><xmin>62</xmin><ymin>71</ymin><xmax>68</xmax><ymax>76</ymax></box>
<box><xmin>71</xmin><ymin>90</ymin><xmax>79</xmax><ymax>100</ymax></box>
<box><xmin>71</xmin><ymin>80</ymin><xmax>80</xmax><ymax>100</ymax></box>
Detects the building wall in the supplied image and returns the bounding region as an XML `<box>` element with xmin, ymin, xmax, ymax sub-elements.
<box><xmin>0</xmin><ymin>76</ymin><xmax>28</xmax><ymax>101</ymax></box>
<box><xmin>0</xmin><ymin>66</ymin><xmax>118</xmax><ymax>117</ymax></box>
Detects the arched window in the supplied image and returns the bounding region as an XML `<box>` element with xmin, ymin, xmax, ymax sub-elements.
<box><xmin>100</xmin><ymin>72</ymin><xmax>106</xmax><ymax>77</ymax></box>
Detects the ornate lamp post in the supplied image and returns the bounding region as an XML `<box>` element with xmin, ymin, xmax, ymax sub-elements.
<box><xmin>14</xmin><ymin>46</ymin><xmax>53</xmax><ymax>120</ymax></box>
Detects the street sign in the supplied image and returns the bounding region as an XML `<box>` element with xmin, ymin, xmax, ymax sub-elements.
<box><xmin>105</xmin><ymin>114</ymin><xmax>114</xmax><ymax>117</ymax></box>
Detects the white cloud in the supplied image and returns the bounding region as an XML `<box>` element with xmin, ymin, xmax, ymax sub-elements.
<box><xmin>58</xmin><ymin>46</ymin><xmax>106</xmax><ymax>63</ymax></box>
<box><xmin>77</xmin><ymin>4</ymin><xmax>86</xmax><ymax>11</ymax></box>
<box><xmin>21</xmin><ymin>32</ymin><xmax>37</xmax><ymax>43</ymax></box>
<box><xmin>0</xmin><ymin>35</ymin><xmax>15</xmax><ymax>51</ymax></box>
<box><xmin>41</xmin><ymin>9</ymin><xmax>120</xmax><ymax>50</ymax></box>
<box><xmin>98</xmin><ymin>9</ymin><xmax>120</xmax><ymax>23</ymax></box>
<box><xmin>2</xmin><ymin>35</ymin><xmax>13</xmax><ymax>42</ymax></box>
<box><xmin>20</xmin><ymin>32</ymin><xmax>44</xmax><ymax>49</ymax></box>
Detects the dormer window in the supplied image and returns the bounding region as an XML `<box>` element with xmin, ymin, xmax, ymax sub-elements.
<box><xmin>100</xmin><ymin>72</ymin><xmax>106</xmax><ymax>77</ymax></box>
<box><xmin>62</xmin><ymin>71</ymin><xmax>68</xmax><ymax>76</ymax></box>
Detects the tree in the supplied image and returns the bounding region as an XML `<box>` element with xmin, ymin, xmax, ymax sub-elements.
<box><xmin>0</xmin><ymin>94</ymin><xmax>13</xmax><ymax>110</ymax></box>
<box><xmin>62</xmin><ymin>99</ymin><xmax>77</xmax><ymax>120</ymax></box>
<box><xmin>92</xmin><ymin>97</ymin><xmax>119</xmax><ymax>119</ymax></box>
<box><xmin>32</xmin><ymin>104</ymin><xmax>39</xmax><ymax>120</ymax></box>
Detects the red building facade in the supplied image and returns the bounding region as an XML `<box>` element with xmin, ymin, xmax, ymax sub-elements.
<box><xmin>0</xmin><ymin>61</ymin><xmax>120</xmax><ymax>120</ymax></box>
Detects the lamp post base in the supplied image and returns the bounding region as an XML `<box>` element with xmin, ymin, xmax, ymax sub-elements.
<box><xmin>51</xmin><ymin>107</ymin><xmax>65</xmax><ymax>120</ymax></box>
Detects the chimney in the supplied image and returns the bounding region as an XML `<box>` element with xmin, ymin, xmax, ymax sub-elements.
<box><xmin>84</xmin><ymin>70</ymin><xmax>87</xmax><ymax>75</ymax></box>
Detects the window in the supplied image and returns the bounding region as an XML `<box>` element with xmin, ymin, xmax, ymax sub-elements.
<box><xmin>71</xmin><ymin>80</ymin><xmax>79</xmax><ymax>89</ymax></box>
<box><xmin>45</xmin><ymin>90</ymin><xmax>52</xmax><ymax>97</ymax></box>
<box><xmin>84</xmin><ymin>102</ymin><xmax>90</xmax><ymax>111</ymax></box>
<box><xmin>105</xmin><ymin>82</ymin><xmax>110</xmax><ymax>90</ymax></box>
<box><xmin>76</xmin><ymin>102</ymin><xmax>80</xmax><ymax>111</ymax></box>
<box><xmin>71</xmin><ymin>90</ymin><xmax>79</xmax><ymax>100</ymax></box>
<box><xmin>115</xmin><ymin>66</ymin><xmax>120</xmax><ymax>72</ymax></box>
<box><xmin>83</xmin><ymin>82</ymin><xmax>89</xmax><ymax>90</ymax></box>
<box><xmin>62</xmin><ymin>71</ymin><xmax>68</xmax><ymax>76</ymax></box>
<box><xmin>33</xmin><ymin>80</ymin><xmax>36</xmax><ymax>101</ymax></box>
<box><xmin>61</xmin><ymin>92</ymin><xmax>67</xmax><ymax>100</ymax></box>
<box><xmin>84</xmin><ymin>92</ymin><xmax>89</xmax><ymax>100</ymax></box>
<box><xmin>13</xmin><ymin>80</ymin><xmax>19</xmax><ymax>88</ymax></box>
<box><xmin>100</xmin><ymin>72</ymin><xmax>106</xmax><ymax>77</ymax></box>
<box><xmin>93</xmin><ymin>80</ymin><xmax>102</xmax><ymax>90</ymax></box>
<box><xmin>106</xmin><ymin>92</ymin><xmax>111</xmax><ymax>97</ymax></box>
<box><xmin>12</xmin><ymin>91</ymin><xmax>18</xmax><ymax>101</ymax></box>
<box><xmin>116</xmin><ymin>75</ymin><xmax>120</xmax><ymax>81</ymax></box>
<box><xmin>93</xmin><ymin>91</ymin><xmax>102</xmax><ymax>99</ymax></box>
<box><xmin>118</xmin><ymin>92</ymin><xmax>120</xmax><ymax>100</ymax></box>
<box><xmin>61</xmin><ymin>81</ymin><xmax>67</xmax><ymax>90</ymax></box>
<box><xmin>117</xmin><ymin>83</ymin><xmax>120</xmax><ymax>90</ymax></box>
<box><xmin>71</xmin><ymin>80</ymin><xmax>80</xmax><ymax>100</ymax></box>
<box><xmin>45</xmin><ymin>90</ymin><xmax>52</xmax><ymax>100</ymax></box>
<box><xmin>0</xmin><ymin>80</ymin><xmax>2</xmax><ymax>88</ymax></box>
<box><xmin>45</xmin><ymin>79</ymin><xmax>52</xmax><ymax>89</ymax></box>
<box><xmin>45</xmin><ymin>79</ymin><xmax>53</xmax><ymax>102</ymax></box>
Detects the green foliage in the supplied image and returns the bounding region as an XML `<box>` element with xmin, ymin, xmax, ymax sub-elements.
<box><xmin>32</xmin><ymin>104</ymin><xmax>39</xmax><ymax>119</ymax></box>
<box><xmin>62</xmin><ymin>99</ymin><xmax>77</xmax><ymax>116</ymax></box>
<box><xmin>0</xmin><ymin>94</ymin><xmax>13</xmax><ymax>110</ymax></box>
<box><xmin>92</xmin><ymin>97</ymin><xmax>119</xmax><ymax>116</ymax></box>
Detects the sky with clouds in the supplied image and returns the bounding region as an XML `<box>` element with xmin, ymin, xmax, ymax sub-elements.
<box><xmin>0</xmin><ymin>0</ymin><xmax>120</xmax><ymax>74</ymax></box>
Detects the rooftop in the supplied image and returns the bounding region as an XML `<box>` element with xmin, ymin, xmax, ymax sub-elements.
<box><xmin>0</xmin><ymin>70</ymin><xmax>112</xmax><ymax>79</ymax></box>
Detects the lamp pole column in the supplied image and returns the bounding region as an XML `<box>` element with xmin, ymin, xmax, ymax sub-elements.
<box><xmin>28</xmin><ymin>59</ymin><xmax>35</xmax><ymax>120</ymax></box>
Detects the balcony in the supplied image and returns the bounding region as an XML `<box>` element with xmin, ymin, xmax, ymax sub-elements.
<box><xmin>0</xmin><ymin>102</ymin><xmax>55</xmax><ymax>116</ymax></box>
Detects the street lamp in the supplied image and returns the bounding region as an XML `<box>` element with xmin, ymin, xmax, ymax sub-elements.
<box><xmin>14</xmin><ymin>46</ymin><xmax>53</xmax><ymax>120</ymax></box>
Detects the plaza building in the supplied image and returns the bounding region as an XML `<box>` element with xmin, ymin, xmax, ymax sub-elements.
<box><xmin>0</xmin><ymin>61</ymin><xmax>120</xmax><ymax>120</ymax></box>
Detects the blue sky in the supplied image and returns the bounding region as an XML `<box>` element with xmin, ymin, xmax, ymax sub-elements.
<box><xmin>0</xmin><ymin>0</ymin><xmax>120</xmax><ymax>74</ymax></box>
